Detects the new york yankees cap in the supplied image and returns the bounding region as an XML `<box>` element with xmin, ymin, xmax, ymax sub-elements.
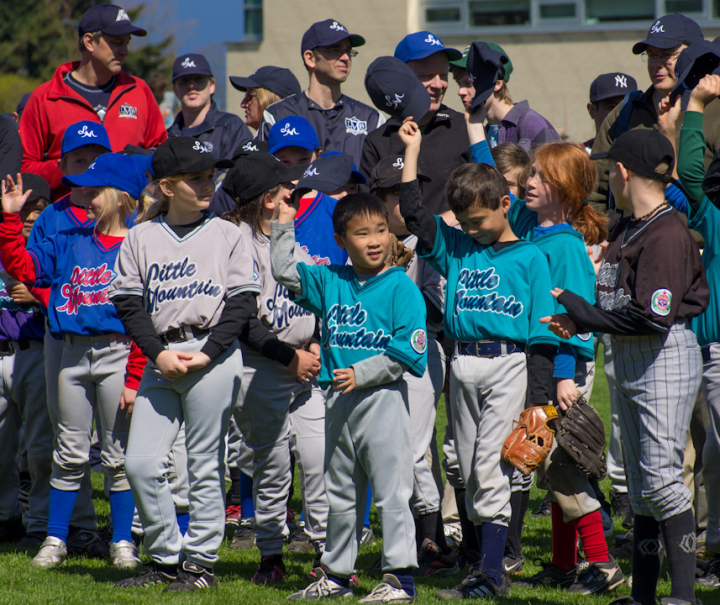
<box><xmin>467</xmin><ymin>41</ymin><xmax>511</xmax><ymax>111</ymax></box>
<box><xmin>268</xmin><ymin>116</ymin><xmax>320</xmax><ymax>155</ymax></box>
<box><xmin>172</xmin><ymin>53</ymin><xmax>213</xmax><ymax>82</ymax></box>
<box><xmin>394</xmin><ymin>31</ymin><xmax>462</xmax><ymax>63</ymax></box>
<box><xmin>450</xmin><ymin>42</ymin><xmax>514</xmax><ymax>81</ymax></box>
<box><xmin>229</xmin><ymin>66</ymin><xmax>301</xmax><ymax>99</ymax></box>
<box><xmin>669</xmin><ymin>39</ymin><xmax>720</xmax><ymax>103</ymax></box>
<box><xmin>368</xmin><ymin>155</ymin><xmax>431</xmax><ymax>191</ymax></box>
<box><xmin>591</xmin><ymin>129</ymin><xmax>674</xmax><ymax>183</ymax></box>
<box><xmin>62</xmin><ymin>153</ymin><xmax>149</xmax><ymax>199</ymax></box>
<box><xmin>365</xmin><ymin>56</ymin><xmax>431</xmax><ymax>120</ymax></box>
<box><xmin>222</xmin><ymin>152</ymin><xmax>305</xmax><ymax>205</ymax></box>
<box><xmin>632</xmin><ymin>14</ymin><xmax>703</xmax><ymax>55</ymax></box>
<box><xmin>589</xmin><ymin>73</ymin><xmax>638</xmax><ymax>103</ymax></box>
<box><xmin>61</xmin><ymin>120</ymin><xmax>112</xmax><ymax>155</ymax></box>
<box><xmin>301</xmin><ymin>19</ymin><xmax>365</xmax><ymax>53</ymax></box>
<box><xmin>78</xmin><ymin>4</ymin><xmax>147</xmax><ymax>37</ymax></box>
<box><xmin>21</xmin><ymin>174</ymin><xmax>51</xmax><ymax>204</ymax></box>
<box><xmin>232</xmin><ymin>139</ymin><xmax>269</xmax><ymax>161</ymax></box>
<box><xmin>152</xmin><ymin>137</ymin><xmax>233</xmax><ymax>180</ymax></box>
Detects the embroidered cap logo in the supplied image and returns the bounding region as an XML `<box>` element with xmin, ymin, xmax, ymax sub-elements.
<box><xmin>303</xmin><ymin>166</ymin><xmax>319</xmax><ymax>178</ymax></box>
<box><xmin>116</xmin><ymin>8</ymin><xmax>130</xmax><ymax>21</ymax></box>
<box><xmin>280</xmin><ymin>123</ymin><xmax>299</xmax><ymax>136</ymax></box>
<box><xmin>181</xmin><ymin>57</ymin><xmax>196</xmax><ymax>68</ymax></box>
<box><xmin>193</xmin><ymin>141</ymin><xmax>211</xmax><ymax>153</ymax></box>
<box><xmin>385</xmin><ymin>93</ymin><xmax>404</xmax><ymax>109</ymax></box>
<box><xmin>77</xmin><ymin>125</ymin><xmax>97</xmax><ymax>138</ymax></box>
<box><xmin>425</xmin><ymin>34</ymin><xmax>442</xmax><ymax>46</ymax></box>
<box><xmin>392</xmin><ymin>158</ymin><xmax>404</xmax><ymax>169</ymax></box>
<box><xmin>243</xmin><ymin>141</ymin><xmax>258</xmax><ymax>151</ymax></box>
<box><xmin>650</xmin><ymin>21</ymin><xmax>665</xmax><ymax>34</ymax></box>
<box><xmin>330</xmin><ymin>21</ymin><xmax>347</xmax><ymax>33</ymax></box>
<box><xmin>615</xmin><ymin>75</ymin><xmax>628</xmax><ymax>88</ymax></box>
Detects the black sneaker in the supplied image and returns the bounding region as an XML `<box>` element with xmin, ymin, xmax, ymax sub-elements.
<box><xmin>288</xmin><ymin>525</ymin><xmax>314</xmax><ymax>553</ymax></box>
<box><xmin>456</xmin><ymin>543</ymin><xmax>481</xmax><ymax>568</ymax></box>
<box><xmin>530</xmin><ymin>498</ymin><xmax>552</xmax><ymax>518</ymax></box>
<box><xmin>415</xmin><ymin>538</ymin><xmax>460</xmax><ymax>577</ymax></box>
<box><xmin>116</xmin><ymin>562</ymin><xmax>178</xmax><ymax>588</ymax></box>
<box><xmin>609</xmin><ymin>491</ymin><xmax>632</xmax><ymax>520</ymax></box>
<box><xmin>0</xmin><ymin>517</ymin><xmax>26</xmax><ymax>543</ymax></box>
<box><xmin>436</xmin><ymin>569</ymin><xmax>511</xmax><ymax>600</ymax></box>
<box><xmin>503</xmin><ymin>555</ymin><xmax>524</xmax><ymax>574</ymax></box>
<box><xmin>164</xmin><ymin>561</ymin><xmax>217</xmax><ymax>592</ymax></box>
<box><xmin>609</xmin><ymin>530</ymin><xmax>634</xmax><ymax>560</ymax></box>
<box><xmin>568</xmin><ymin>557</ymin><xmax>624</xmax><ymax>594</ymax></box>
<box><xmin>66</xmin><ymin>527</ymin><xmax>110</xmax><ymax>559</ymax></box>
<box><xmin>252</xmin><ymin>554</ymin><xmax>286</xmax><ymax>584</ymax></box>
<box><xmin>230</xmin><ymin>517</ymin><xmax>255</xmax><ymax>550</ymax></box>
<box><xmin>697</xmin><ymin>556</ymin><xmax>720</xmax><ymax>588</ymax></box>
<box><xmin>515</xmin><ymin>561</ymin><xmax>576</xmax><ymax>588</ymax></box>
<box><xmin>18</xmin><ymin>531</ymin><xmax>45</xmax><ymax>548</ymax></box>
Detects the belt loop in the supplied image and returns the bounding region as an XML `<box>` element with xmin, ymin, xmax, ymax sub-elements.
<box><xmin>500</xmin><ymin>342</ymin><xmax>507</xmax><ymax>356</ymax></box>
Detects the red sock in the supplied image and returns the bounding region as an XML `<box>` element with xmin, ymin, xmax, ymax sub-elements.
<box><xmin>576</xmin><ymin>510</ymin><xmax>609</xmax><ymax>562</ymax></box>
<box><xmin>551</xmin><ymin>501</ymin><xmax>578</xmax><ymax>571</ymax></box>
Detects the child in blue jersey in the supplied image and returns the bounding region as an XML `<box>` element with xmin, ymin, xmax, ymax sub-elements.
<box><xmin>271</xmin><ymin>193</ymin><xmax>427</xmax><ymax>602</ymax></box>
<box><xmin>397</xmin><ymin>118</ymin><xmax>557</xmax><ymax>600</ymax></box>
<box><xmin>0</xmin><ymin>154</ymin><xmax>145</xmax><ymax>571</ymax></box>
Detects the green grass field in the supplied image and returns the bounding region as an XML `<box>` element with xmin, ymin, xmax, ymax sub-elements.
<box><xmin>1</xmin><ymin>345</ymin><xmax>718</xmax><ymax>604</ymax></box>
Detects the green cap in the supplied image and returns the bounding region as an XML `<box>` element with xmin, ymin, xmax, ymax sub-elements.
<box><xmin>450</xmin><ymin>41</ymin><xmax>514</xmax><ymax>82</ymax></box>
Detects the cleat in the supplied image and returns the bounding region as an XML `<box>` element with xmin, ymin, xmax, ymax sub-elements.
<box><xmin>0</xmin><ymin>517</ymin><xmax>26</xmax><ymax>543</ymax></box>
<box><xmin>568</xmin><ymin>556</ymin><xmax>624</xmax><ymax>594</ymax></box>
<box><xmin>67</xmin><ymin>527</ymin><xmax>109</xmax><ymax>559</ymax></box>
<box><xmin>359</xmin><ymin>574</ymin><xmax>415</xmax><ymax>603</ymax></box>
<box><xmin>225</xmin><ymin>504</ymin><xmax>242</xmax><ymax>527</ymax></box>
<box><xmin>530</xmin><ymin>499</ymin><xmax>551</xmax><ymax>518</ymax></box>
<box><xmin>252</xmin><ymin>554</ymin><xmax>286</xmax><ymax>584</ymax></box>
<box><xmin>164</xmin><ymin>560</ymin><xmax>216</xmax><ymax>592</ymax></box>
<box><xmin>289</xmin><ymin>526</ymin><xmax>315</xmax><ymax>553</ymax></box>
<box><xmin>436</xmin><ymin>569</ymin><xmax>511</xmax><ymax>600</ymax></box>
<box><xmin>415</xmin><ymin>538</ymin><xmax>460</xmax><ymax>577</ymax></box>
<box><xmin>360</xmin><ymin>526</ymin><xmax>376</xmax><ymax>547</ymax></box>
<box><xmin>30</xmin><ymin>536</ymin><xmax>67</xmax><ymax>568</ymax></box>
<box><xmin>115</xmin><ymin>562</ymin><xmax>177</xmax><ymax>588</ymax></box>
<box><xmin>515</xmin><ymin>561</ymin><xmax>576</xmax><ymax>588</ymax></box>
<box><xmin>110</xmin><ymin>540</ymin><xmax>141</xmax><ymax>569</ymax></box>
<box><xmin>230</xmin><ymin>517</ymin><xmax>255</xmax><ymax>550</ymax></box>
<box><xmin>697</xmin><ymin>556</ymin><xmax>720</xmax><ymax>588</ymax></box>
<box><xmin>609</xmin><ymin>530</ymin><xmax>635</xmax><ymax>560</ymax></box>
<box><xmin>503</xmin><ymin>555</ymin><xmax>524</xmax><ymax>574</ymax></box>
<box><xmin>289</xmin><ymin>567</ymin><xmax>354</xmax><ymax>600</ymax></box>
<box><xmin>444</xmin><ymin>522</ymin><xmax>463</xmax><ymax>548</ymax></box>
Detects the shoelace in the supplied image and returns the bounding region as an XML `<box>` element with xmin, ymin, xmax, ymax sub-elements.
<box><xmin>307</xmin><ymin>576</ymin><xmax>342</xmax><ymax>597</ymax></box>
<box><xmin>367</xmin><ymin>582</ymin><xmax>399</xmax><ymax>598</ymax></box>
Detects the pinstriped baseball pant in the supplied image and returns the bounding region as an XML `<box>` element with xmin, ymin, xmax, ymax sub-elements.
<box><xmin>612</xmin><ymin>324</ymin><xmax>701</xmax><ymax>520</ymax></box>
<box><xmin>700</xmin><ymin>343</ymin><xmax>720</xmax><ymax>555</ymax></box>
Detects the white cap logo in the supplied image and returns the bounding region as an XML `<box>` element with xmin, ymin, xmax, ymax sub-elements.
<box><xmin>425</xmin><ymin>34</ymin><xmax>442</xmax><ymax>46</ymax></box>
<box><xmin>280</xmin><ymin>123</ymin><xmax>299</xmax><ymax>136</ymax></box>
<box><xmin>385</xmin><ymin>93</ymin><xmax>404</xmax><ymax>109</ymax></box>
<box><xmin>116</xmin><ymin>9</ymin><xmax>130</xmax><ymax>22</ymax></box>
<box><xmin>303</xmin><ymin>166</ymin><xmax>319</xmax><ymax>178</ymax></box>
<box><xmin>650</xmin><ymin>21</ymin><xmax>665</xmax><ymax>34</ymax></box>
<box><xmin>181</xmin><ymin>57</ymin><xmax>196</xmax><ymax>68</ymax></box>
<box><xmin>88</xmin><ymin>161</ymin><xmax>97</xmax><ymax>171</ymax></box>
<box><xmin>392</xmin><ymin>158</ymin><xmax>404</xmax><ymax>169</ymax></box>
<box><xmin>243</xmin><ymin>141</ymin><xmax>258</xmax><ymax>151</ymax></box>
<box><xmin>77</xmin><ymin>125</ymin><xmax>97</xmax><ymax>138</ymax></box>
<box><xmin>193</xmin><ymin>141</ymin><xmax>211</xmax><ymax>153</ymax></box>
<box><xmin>330</xmin><ymin>21</ymin><xmax>347</xmax><ymax>33</ymax></box>
<box><xmin>615</xmin><ymin>74</ymin><xmax>628</xmax><ymax>88</ymax></box>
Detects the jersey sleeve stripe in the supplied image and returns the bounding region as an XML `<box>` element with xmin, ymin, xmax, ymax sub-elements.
<box><xmin>226</xmin><ymin>284</ymin><xmax>262</xmax><ymax>298</ymax></box>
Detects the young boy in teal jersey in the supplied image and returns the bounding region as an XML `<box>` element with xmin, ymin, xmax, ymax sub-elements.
<box><xmin>270</xmin><ymin>193</ymin><xmax>427</xmax><ymax>603</ymax></box>
<box><xmin>397</xmin><ymin>119</ymin><xmax>558</xmax><ymax>599</ymax></box>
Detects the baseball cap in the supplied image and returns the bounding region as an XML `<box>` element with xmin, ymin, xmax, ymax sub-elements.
<box><xmin>172</xmin><ymin>53</ymin><xmax>213</xmax><ymax>82</ymax></box>
<box><xmin>229</xmin><ymin>66</ymin><xmax>302</xmax><ymax>99</ymax></box>
<box><xmin>365</xmin><ymin>56</ymin><xmax>432</xmax><ymax>121</ymax></box>
<box><xmin>320</xmin><ymin>151</ymin><xmax>367</xmax><ymax>184</ymax></box>
<box><xmin>590</xmin><ymin>129</ymin><xmax>674</xmax><ymax>183</ymax></box>
<box><xmin>394</xmin><ymin>31</ymin><xmax>462</xmax><ymax>63</ymax></box>
<box><xmin>466</xmin><ymin>41</ymin><xmax>511</xmax><ymax>111</ymax></box>
<box><xmin>294</xmin><ymin>154</ymin><xmax>363</xmax><ymax>198</ymax></box>
<box><xmin>61</xmin><ymin>153</ymin><xmax>149</xmax><ymax>199</ymax></box>
<box><xmin>78</xmin><ymin>4</ymin><xmax>147</xmax><ymax>37</ymax></box>
<box><xmin>15</xmin><ymin>93</ymin><xmax>30</xmax><ymax>117</ymax></box>
<box><xmin>61</xmin><ymin>121</ymin><xmax>112</xmax><ymax>155</ymax></box>
<box><xmin>368</xmin><ymin>155</ymin><xmax>430</xmax><ymax>191</ymax></box>
<box><xmin>301</xmin><ymin>19</ymin><xmax>365</xmax><ymax>54</ymax></box>
<box><xmin>589</xmin><ymin>72</ymin><xmax>638</xmax><ymax>103</ymax></box>
<box><xmin>268</xmin><ymin>116</ymin><xmax>320</xmax><ymax>155</ymax></box>
<box><xmin>151</xmin><ymin>137</ymin><xmax>234</xmax><ymax>180</ymax></box>
<box><xmin>21</xmin><ymin>174</ymin><xmax>51</xmax><ymax>204</ymax></box>
<box><xmin>450</xmin><ymin>42</ymin><xmax>514</xmax><ymax>81</ymax></box>
<box><xmin>232</xmin><ymin>139</ymin><xmax>270</xmax><ymax>161</ymax></box>
<box><xmin>669</xmin><ymin>40</ymin><xmax>720</xmax><ymax>103</ymax></box>
<box><xmin>221</xmin><ymin>153</ymin><xmax>305</xmax><ymax>205</ymax></box>
<box><xmin>632</xmin><ymin>14</ymin><xmax>703</xmax><ymax>55</ymax></box>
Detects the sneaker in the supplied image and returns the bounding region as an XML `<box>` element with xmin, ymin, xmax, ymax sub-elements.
<box><xmin>697</xmin><ymin>556</ymin><xmax>720</xmax><ymax>588</ymax></box>
<box><xmin>30</xmin><ymin>536</ymin><xmax>67</xmax><ymax>568</ymax></box>
<box><xmin>288</xmin><ymin>568</ymin><xmax>354</xmax><ymax>600</ymax></box>
<box><xmin>609</xmin><ymin>490</ymin><xmax>632</xmax><ymax>521</ymax></box>
<box><xmin>164</xmin><ymin>560</ymin><xmax>217</xmax><ymax>592</ymax></box>
<box><xmin>436</xmin><ymin>569</ymin><xmax>511</xmax><ymax>600</ymax></box>
<box><xmin>253</xmin><ymin>554</ymin><xmax>286</xmax><ymax>584</ymax></box>
<box><xmin>67</xmin><ymin>527</ymin><xmax>109</xmax><ymax>559</ymax></box>
<box><xmin>444</xmin><ymin>522</ymin><xmax>463</xmax><ymax>548</ymax></box>
<box><xmin>359</xmin><ymin>574</ymin><xmax>415</xmax><ymax>603</ymax></box>
<box><xmin>530</xmin><ymin>499</ymin><xmax>552</xmax><ymax>518</ymax></box>
<box><xmin>456</xmin><ymin>543</ymin><xmax>482</xmax><ymax>568</ymax></box>
<box><xmin>110</xmin><ymin>540</ymin><xmax>141</xmax><ymax>569</ymax></box>
<box><xmin>568</xmin><ymin>557</ymin><xmax>624</xmax><ymax>594</ymax></box>
<box><xmin>515</xmin><ymin>561</ymin><xmax>576</xmax><ymax>588</ymax></box>
<box><xmin>503</xmin><ymin>555</ymin><xmax>524</xmax><ymax>574</ymax></box>
<box><xmin>609</xmin><ymin>530</ymin><xmax>634</xmax><ymax>560</ymax></box>
<box><xmin>415</xmin><ymin>538</ymin><xmax>460</xmax><ymax>577</ymax></box>
<box><xmin>230</xmin><ymin>517</ymin><xmax>255</xmax><ymax>550</ymax></box>
<box><xmin>0</xmin><ymin>517</ymin><xmax>26</xmax><ymax>543</ymax></box>
<box><xmin>18</xmin><ymin>531</ymin><xmax>45</xmax><ymax>548</ymax></box>
<box><xmin>115</xmin><ymin>562</ymin><xmax>178</xmax><ymax>588</ymax></box>
<box><xmin>289</xmin><ymin>526</ymin><xmax>315</xmax><ymax>553</ymax></box>
<box><xmin>361</xmin><ymin>526</ymin><xmax>376</xmax><ymax>547</ymax></box>
<box><xmin>225</xmin><ymin>504</ymin><xmax>242</xmax><ymax>527</ymax></box>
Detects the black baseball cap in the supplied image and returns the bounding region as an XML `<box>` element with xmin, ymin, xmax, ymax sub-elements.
<box><xmin>293</xmin><ymin>154</ymin><xmax>362</xmax><ymax>198</ymax></box>
<box><xmin>365</xmin><ymin>56</ymin><xmax>431</xmax><ymax>121</ymax></box>
<box><xmin>229</xmin><ymin>66</ymin><xmax>301</xmax><ymax>99</ymax></box>
<box><xmin>466</xmin><ymin>41</ymin><xmax>511</xmax><ymax>111</ymax></box>
<box><xmin>78</xmin><ymin>4</ymin><xmax>147</xmax><ymax>37</ymax></box>
<box><xmin>369</xmin><ymin>155</ymin><xmax>430</xmax><ymax>190</ymax></box>
<box><xmin>152</xmin><ymin>137</ymin><xmax>233</xmax><ymax>180</ymax></box>
<box><xmin>591</xmin><ymin>129</ymin><xmax>674</xmax><ymax>183</ymax></box>
<box><xmin>632</xmin><ymin>14</ymin><xmax>703</xmax><ymax>55</ymax></box>
<box><xmin>670</xmin><ymin>40</ymin><xmax>720</xmax><ymax>103</ymax></box>
<box><xmin>450</xmin><ymin>42</ymin><xmax>514</xmax><ymax>81</ymax></box>
<box><xmin>232</xmin><ymin>139</ymin><xmax>269</xmax><ymax>161</ymax></box>
<box><xmin>301</xmin><ymin>19</ymin><xmax>365</xmax><ymax>54</ymax></box>
<box><xmin>21</xmin><ymin>173</ymin><xmax>51</xmax><ymax>204</ymax></box>
<box><xmin>589</xmin><ymin>72</ymin><xmax>638</xmax><ymax>103</ymax></box>
<box><xmin>172</xmin><ymin>54</ymin><xmax>213</xmax><ymax>82</ymax></box>
<box><xmin>222</xmin><ymin>153</ymin><xmax>304</xmax><ymax>205</ymax></box>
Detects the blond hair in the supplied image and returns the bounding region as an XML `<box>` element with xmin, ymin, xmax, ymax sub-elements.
<box><xmin>92</xmin><ymin>186</ymin><xmax>137</xmax><ymax>234</ymax></box>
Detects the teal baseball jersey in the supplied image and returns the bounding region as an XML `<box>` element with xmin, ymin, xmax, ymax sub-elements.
<box><xmin>419</xmin><ymin>215</ymin><xmax>557</xmax><ymax>347</ymax></box>
<box><xmin>294</xmin><ymin>264</ymin><xmax>428</xmax><ymax>387</ymax></box>
<box><xmin>689</xmin><ymin>197</ymin><xmax>720</xmax><ymax>346</ymax></box>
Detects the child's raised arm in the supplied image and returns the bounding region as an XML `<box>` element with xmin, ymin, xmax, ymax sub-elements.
<box><xmin>398</xmin><ymin>118</ymin><xmax>421</xmax><ymax>184</ymax></box>
<box><xmin>270</xmin><ymin>197</ymin><xmax>303</xmax><ymax>294</ymax></box>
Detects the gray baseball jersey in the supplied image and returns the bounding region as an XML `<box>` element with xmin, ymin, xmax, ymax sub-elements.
<box><xmin>402</xmin><ymin>233</ymin><xmax>445</xmax><ymax>336</ymax></box>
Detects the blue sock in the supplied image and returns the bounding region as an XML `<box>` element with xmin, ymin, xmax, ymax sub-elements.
<box><xmin>364</xmin><ymin>484</ymin><xmax>372</xmax><ymax>528</ymax></box>
<box><xmin>47</xmin><ymin>488</ymin><xmax>79</xmax><ymax>541</ymax></box>
<box><xmin>109</xmin><ymin>489</ymin><xmax>135</xmax><ymax>543</ymax></box>
<box><xmin>479</xmin><ymin>522</ymin><xmax>508</xmax><ymax>585</ymax></box>
<box><xmin>239</xmin><ymin>472</ymin><xmax>254</xmax><ymax>517</ymax></box>
<box><xmin>176</xmin><ymin>512</ymin><xmax>190</xmax><ymax>535</ymax></box>
<box><xmin>392</xmin><ymin>569</ymin><xmax>416</xmax><ymax>596</ymax></box>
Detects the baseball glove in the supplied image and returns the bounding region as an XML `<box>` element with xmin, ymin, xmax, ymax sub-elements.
<box><xmin>555</xmin><ymin>394</ymin><xmax>607</xmax><ymax>480</ymax></box>
<box><xmin>389</xmin><ymin>233</ymin><xmax>414</xmax><ymax>268</ymax></box>
<box><xmin>502</xmin><ymin>404</ymin><xmax>558</xmax><ymax>475</ymax></box>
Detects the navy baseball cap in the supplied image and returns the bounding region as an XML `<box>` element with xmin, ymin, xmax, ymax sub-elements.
<box><xmin>589</xmin><ymin>72</ymin><xmax>638</xmax><ymax>103</ymax></box>
<box><xmin>294</xmin><ymin>154</ymin><xmax>364</xmax><ymax>198</ymax></box>
<box><xmin>269</xmin><ymin>116</ymin><xmax>320</xmax><ymax>155</ymax></box>
<box><xmin>229</xmin><ymin>66</ymin><xmax>301</xmax><ymax>99</ymax></box>
<box><xmin>632</xmin><ymin>14</ymin><xmax>703</xmax><ymax>55</ymax></box>
<box><xmin>320</xmin><ymin>151</ymin><xmax>366</xmax><ymax>184</ymax></box>
<box><xmin>61</xmin><ymin>121</ymin><xmax>112</xmax><ymax>155</ymax></box>
<box><xmin>369</xmin><ymin>155</ymin><xmax>430</xmax><ymax>190</ymax></box>
<box><xmin>670</xmin><ymin>40</ymin><xmax>720</xmax><ymax>103</ymax></box>
<box><xmin>394</xmin><ymin>31</ymin><xmax>462</xmax><ymax>63</ymax></box>
<box><xmin>172</xmin><ymin>54</ymin><xmax>213</xmax><ymax>82</ymax></box>
<box><xmin>365</xmin><ymin>56</ymin><xmax>431</xmax><ymax>121</ymax></box>
<box><xmin>78</xmin><ymin>4</ymin><xmax>147</xmax><ymax>37</ymax></box>
<box><xmin>466</xmin><ymin>41</ymin><xmax>511</xmax><ymax>111</ymax></box>
<box><xmin>222</xmin><ymin>153</ymin><xmax>305</xmax><ymax>205</ymax></box>
<box><xmin>232</xmin><ymin>139</ymin><xmax>269</xmax><ymax>161</ymax></box>
<box><xmin>591</xmin><ymin>129</ymin><xmax>674</xmax><ymax>183</ymax></box>
<box><xmin>151</xmin><ymin>137</ymin><xmax>233</xmax><ymax>180</ymax></box>
<box><xmin>62</xmin><ymin>153</ymin><xmax>149</xmax><ymax>199</ymax></box>
<box><xmin>21</xmin><ymin>174</ymin><xmax>51</xmax><ymax>204</ymax></box>
<box><xmin>301</xmin><ymin>19</ymin><xmax>365</xmax><ymax>53</ymax></box>
<box><xmin>450</xmin><ymin>42</ymin><xmax>514</xmax><ymax>81</ymax></box>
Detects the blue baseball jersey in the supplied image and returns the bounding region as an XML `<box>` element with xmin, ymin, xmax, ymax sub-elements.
<box><xmin>688</xmin><ymin>197</ymin><xmax>720</xmax><ymax>346</ymax></box>
<box><xmin>419</xmin><ymin>215</ymin><xmax>557</xmax><ymax>347</ymax></box>
<box><xmin>28</xmin><ymin>194</ymin><xmax>93</xmax><ymax>250</ymax></box>
<box><xmin>295</xmin><ymin>264</ymin><xmax>427</xmax><ymax>387</ymax></box>
<box><xmin>294</xmin><ymin>192</ymin><xmax>348</xmax><ymax>266</ymax></box>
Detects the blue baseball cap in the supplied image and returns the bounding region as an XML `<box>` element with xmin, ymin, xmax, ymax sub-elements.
<box><xmin>301</xmin><ymin>19</ymin><xmax>365</xmax><ymax>54</ymax></box>
<box><xmin>229</xmin><ymin>66</ymin><xmax>301</xmax><ymax>99</ymax></box>
<box><xmin>172</xmin><ymin>53</ymin><xmax>213</xmax><ymax>82</ymax></box>
<box><xmin>365</xmin><ymin>56</ymin><xmax>431</xmax><ymax>120</ymax></box>
<box><xmin>78</xmin><ymin>4</ymin><xmax>147</xmax><ymax>37</ymax></box>
<box><xmin>61</xmin><ymin>121</ymin><xmax>112</xmax><ymax>155</ymax></box>
<box><xmin>394</xmin><ymin>31</ymin><xmax>462</xmax><ymax>63</ymax></box>
<box><xmin>61</xmin><ymin>153</ymin><xmax>149</xmax><ymax>199</ymax></box>
<box><xmin>269</xmin><ymin>116</ymin><xmax>320</xmax><ymax>155</ymax></box>
<box><xmin>632</xmin><ymin>14</ymin><xmax>703</xmax><ymax>55</ymax></box>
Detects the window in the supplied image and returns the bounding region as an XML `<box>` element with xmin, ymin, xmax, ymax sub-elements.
<box><xmin>244</xmin><ymin>0</ymin><xmax>263</xmax><ymax>39</ymax></box>
<box><xmin>539</xmin><ymin>3</ymin><xmax>577</xmax><ymax>18</ymax></box>
<box><xmin>469</xmin><ymin>1</ymin><xmax>530</xmax><ymax>26</ymax></box>
<box><xmin>585</xmin><ymin>0</ymin><xmax>654</xmax><ymax>22</ymax></box>
<box><xmin>426</xmin><ymin>6</ymin><xmax>462</xmax><ymax>22</ymax></box>
<box><xmin>666</xmin><ymin>0</ymin><xmax>703</xmax><ymax>11</ymax></box>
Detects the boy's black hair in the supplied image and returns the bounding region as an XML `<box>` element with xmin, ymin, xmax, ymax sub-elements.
<box><xmin>332</xmin><ymin>193</ymin><xmax>388</xmax><ymax>238</ymax></box>
<box><xmin>446</xmin><ymin>163</ymin><xmax>508</xmax><ymax>213</ymax></box>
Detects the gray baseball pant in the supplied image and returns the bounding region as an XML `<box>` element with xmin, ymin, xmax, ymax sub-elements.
<box><xmin>601</xmin><ymin>333</ymin><xmax>629</xmax><ymax>494</ymax></box>
<box><xmin>700</xmin><ymin>343</ymin><xmax>720</xmax><ymax>555</ymax></box>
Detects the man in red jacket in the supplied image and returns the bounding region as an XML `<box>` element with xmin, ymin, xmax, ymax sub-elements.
<box><xmin>19</xmin><ymin>4</ymin><xmax>167</xmax><ymax>200</ymax></box>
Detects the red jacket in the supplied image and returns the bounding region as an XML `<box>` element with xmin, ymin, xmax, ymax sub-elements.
<box><xmin>19</xmin><ymin>62</ymin><xmax>168</xmax><ymax>200</ymax></box>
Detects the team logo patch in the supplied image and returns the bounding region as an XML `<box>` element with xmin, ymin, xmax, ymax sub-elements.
<box><xmin>118</xmin><ymin>103</ymin><xmax>138</xmax><ymax>119</ymax></box>
<box><xmin>411</xmin><ymin>329</ymin><xmax>427</xmax><ymax>354</ymax></box>
<box><xmin>651</xmin><ymin>288</ymin><xmax>672</xmax><ymax>316</ymax></box>
<box><xmin>345</xmin><ymin>116</ymin><xmax>367</xmax><ymax>136</ymax></box>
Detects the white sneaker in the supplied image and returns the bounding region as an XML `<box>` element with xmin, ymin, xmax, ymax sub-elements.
<box><xmin>110</xmin><ymin>540</ymin><xmax>141</xmax><ymax>569</ymax></box>
<box><xmin>288</xmin><ymin>568</ymin><xmax>353</xmax><ymax>600</ymax></box>
<box><xmin>360</xmin><ymin>526</ymin><xmax>376</xmax><ymax>547</ymax></box>
<box><xmin>359</xmin><ymin>574</ymin><xmax>415</xmax><ymax>604</ymax></box>
<box><xmin>30</xmin><ymin>536</ymin><xmax>67</xmax><ymax>568</ymax></box>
